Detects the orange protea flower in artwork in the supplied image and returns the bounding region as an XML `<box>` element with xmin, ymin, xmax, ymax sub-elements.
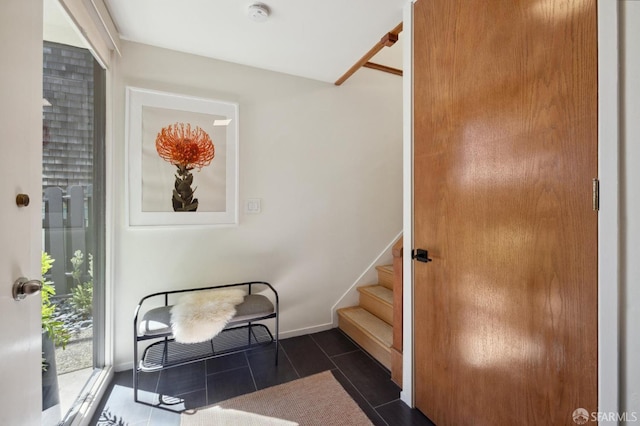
<box><xmin>155</xmin><ymin>122</ymin><xmax>215</xmax><ymax>212</ymax></box>
<box><xmin>155</xmin><ymin>122</ymin><xmax>215</xmax><ymax>169</ymax></box>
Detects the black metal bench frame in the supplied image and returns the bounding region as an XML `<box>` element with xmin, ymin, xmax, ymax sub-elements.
<box><xmin>132</xmin><ymin>281</ymin><xmax>279</xmax><ymax>408</ymax></box>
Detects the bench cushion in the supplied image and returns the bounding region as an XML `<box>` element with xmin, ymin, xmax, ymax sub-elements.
<box><xmin>138</xmin><ymin>294</ymin><xmax>275</xmax><ymax>338</ymax></box>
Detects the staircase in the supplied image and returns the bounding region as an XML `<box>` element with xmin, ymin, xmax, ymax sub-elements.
<box><xmin>337</xmin><ymin>265</ymin><xmax>395</xmax><ymax>369</ymax></box>
<box><xmin>338</xmin><ymin>237</ymin><xmax>403</xmax><ymax>384</ymax></box>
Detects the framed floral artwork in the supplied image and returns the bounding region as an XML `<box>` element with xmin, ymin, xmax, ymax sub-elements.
<box><xmin>126</xmin><ymin>87</ymin><xmax>238</xmax><ymax>226</ymax></box>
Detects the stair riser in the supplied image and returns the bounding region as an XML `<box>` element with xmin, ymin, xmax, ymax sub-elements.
<box><xmin>359</xmin><ymin>292</ymin><xmax>393</xmax><ymax>325</ymax></box>
<box><xmin>391</xmin><ymin>347</ymin><xmax>403</xmax><ymax>387</ymax></box>
<box><xmin>338</xmin><ymin>314</ymin><xmax>391</xmax><ymax>370</ymax></box>
<box><xmin>376</xmin><ymin>267</ymin><xmax>393</xmax><ymax>289</ymax></box>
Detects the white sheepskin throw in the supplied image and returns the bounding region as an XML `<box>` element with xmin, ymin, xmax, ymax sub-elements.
<box><xmin>170</xmin><ymin>288</ymin><xmax>246</xmax><ymax>344</ymax></box>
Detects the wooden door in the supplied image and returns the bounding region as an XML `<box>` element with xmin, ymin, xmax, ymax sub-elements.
<box><xmin>412</xmin><ymin>0</ymin><xmax>597</xmax><ymax>425</ymax></box>
<box><xmin>0</xmin><ymin>0</ymin><xmax>45</xmax><ymax>423</ymax></box>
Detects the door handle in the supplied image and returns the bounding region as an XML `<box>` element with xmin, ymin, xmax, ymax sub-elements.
<box><xmin>15</xmin><ymin>193</ymin><xmax>30</xmax><ymax>207</ymax></box>
<box><xmin>412</xmin><ymin>249</ymin><xmax>432</xmax><ymax>263</ymax></box>
<box><xmin>12</xmin><ymin>277</ymin><xmax>43</xmax><ymax>301</ymax></box>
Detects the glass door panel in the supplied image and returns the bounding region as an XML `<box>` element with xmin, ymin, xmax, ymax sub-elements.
<box><xmin>42</xmin><ymin>0</ymin><xmax>105</xmax><ymax>423</ymax></box>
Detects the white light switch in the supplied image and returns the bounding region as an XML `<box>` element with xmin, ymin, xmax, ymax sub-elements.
<box><xmin>245</xmin><ymin>198</ymin><xmax>262</xmax><ymax>214</ymax></box>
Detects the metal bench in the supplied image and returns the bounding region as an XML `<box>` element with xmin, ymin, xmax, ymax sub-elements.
<box><xmin>133</xmin><ymin>281</ymin><xmax>278</xmax><ymax>407</ymax></box>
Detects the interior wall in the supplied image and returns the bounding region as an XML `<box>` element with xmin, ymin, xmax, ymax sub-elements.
<box><xmin>111</xmin><ymin>41</ymin><xmax>402</xmax><ymax>370</ymax></box>
<box><xmin>621</xmin><ymin>0</ymin><xmax>640</xmax><ymax>416</ymax></box>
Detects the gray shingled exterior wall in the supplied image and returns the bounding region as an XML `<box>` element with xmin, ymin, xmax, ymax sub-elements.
<box><xmin>43</xmin><ymin>41</ymin><xmax>94</xmax><ymax>190</ymax></box>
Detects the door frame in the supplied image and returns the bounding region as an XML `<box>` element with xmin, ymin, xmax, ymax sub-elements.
<box><xmin>596</xmin><ymin>0</ymin><xmax>620</xmax><ymax>421</ymax></box>
<box><xmin>401</xmin><ymin>0</ymin><xmax>621</xmax><ymax>420</ymax></box>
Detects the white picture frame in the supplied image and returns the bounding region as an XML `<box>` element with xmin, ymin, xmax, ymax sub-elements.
<box><xmin>126</xmin><ymin>87</ymin><xmax>238</xmax><ymax>227</ymax></box>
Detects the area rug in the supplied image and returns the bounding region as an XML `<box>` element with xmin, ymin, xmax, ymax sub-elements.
<box><xmin>180</xmin><ymin>371</ymin><xmax>373</xmax><ymax>426</ymax></box>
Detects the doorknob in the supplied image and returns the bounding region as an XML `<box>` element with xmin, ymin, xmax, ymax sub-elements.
<box><xmin>412</xmin><ymin>249</ymin><xmax>433</xmax><ymax>263</ymax></box>
<box><xmin>12</xmin><ymin>277</ymin><xmax>43</xmax><ymax>301</ymax></box>
<box><xmin>15</xmin><ymin>193</ymin><xmax>30</xmax><ymax>207</ymax></box>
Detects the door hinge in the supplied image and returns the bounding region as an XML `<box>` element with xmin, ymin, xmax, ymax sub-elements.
<box><xmin>593</xmin><ymin>178</ymin><xmax>599</xmax><ymax>211</ymax></box>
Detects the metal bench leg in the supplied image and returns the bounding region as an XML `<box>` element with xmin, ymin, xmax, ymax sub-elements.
<box><xmin>275</xmin><ymin>311</ymin><xmax>279</xmax><ymax>366</ymax></box>
<box><xmin>133</xmin><ymin>335</ymin><xmax>139</xmax><ymax>402</ymax></box>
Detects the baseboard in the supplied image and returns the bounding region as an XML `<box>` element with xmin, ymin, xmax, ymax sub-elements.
<box><xmin>115</xmin><ymin>361</ymin><xmax>133</xmax><ymax>372</ymax></box>
<box><xmin>277</xmin><ymin>322</ymin><xmax>334</xmax><ymax>339</ymax></box>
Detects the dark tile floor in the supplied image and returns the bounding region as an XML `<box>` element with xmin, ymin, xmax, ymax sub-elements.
<box><xmin>91</xmin><ymin>328</ymin><xmax>434</xmax><ymax>426</ymax></box>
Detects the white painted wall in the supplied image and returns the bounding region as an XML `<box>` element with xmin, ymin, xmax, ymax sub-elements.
<box><xmin>621</xmin><ymin>1</ymin><xmax>640</xmax><ymax>416</ymax></box>
<box><xmin>331</xmin><ymin>231</ymin><xmax>402</xmax><ymax>323</ymax></box>
<box><xmin>111</xmin><ymin>41</ymin><xmax>402</xmax><ymax>370</ymax></box>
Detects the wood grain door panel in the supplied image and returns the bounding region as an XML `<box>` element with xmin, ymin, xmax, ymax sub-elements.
<box><xmin>413</xmin><ymin>0</ymin><xmax>597</xmax><ymax>424</ymax></box>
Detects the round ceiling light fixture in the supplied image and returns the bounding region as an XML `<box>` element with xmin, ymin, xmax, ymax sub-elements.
<box><xmin>248</xmin><ymin>3</ymin><xmax>270</xmax><ymax>22</ymax></box>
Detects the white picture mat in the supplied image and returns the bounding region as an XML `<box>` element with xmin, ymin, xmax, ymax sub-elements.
<box><xmin>126</xmin><ymin>87</ymin><xmax>238</xmax><ymax>226</ymax></box>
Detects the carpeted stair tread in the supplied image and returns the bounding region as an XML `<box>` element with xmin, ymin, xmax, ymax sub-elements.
<box><xmin>358</xmin><ymin>285</ymin><xmax>393</xmax><ymax>305</ymax></box>
<box><xmin>375</xmin><ymin>264</ymin><xmax>394</xmax><ymax>289</ymax></box>
<box><xmin>376</xmin><ymin>264</ymin><xmax>394</xmax><ymax>274</ymax></box>
<box><xmin>338</xmin><ymin>307</ymin><xmax>392</xmax><ymax>348</ymax></box>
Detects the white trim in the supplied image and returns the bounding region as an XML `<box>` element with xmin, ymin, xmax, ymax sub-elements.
<box><xmin>71</xmin><ymin>367</ymin><xmax>114</xmax><ymax>426</ymax></box>
<box><xmin>597</xmin><ymin>1</ymin><xmax>620</xmax><ymax>421</ymax></box>
<box><xmin>104</xmin><ymin>50</ymin><xmax>116</xmax><ymax>370</ymax></box>
<box><xmin>330</xmin><ymin>230</ymin><xmax>402</xmax><ymax>326</ymax></box>
<box><xmin>87</xmin><ymin>0</ymin><xmax>121</xmax><ymax>57</ymax></box>
<box><xmin>57</xmin><ymin>0</ymin><xmax>116</xmax><ymax>68</ymax></box>
<box><xmin>278</xmin><ymin>323</ymin><xmax>334</xmax><ymax>339</ymax></box>
<box><xmin>401</xmin><ymin>0</ymin><xmax>414</xmax><ymax>407</ymax></box>
<box><xmin>71</xmin><ymin>49</ymin><xmax>117</xmax><ymax>426</ymax></box>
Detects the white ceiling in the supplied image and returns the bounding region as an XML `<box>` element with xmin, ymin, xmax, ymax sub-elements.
<box><xmin>103</xmin><ymin>0</ymin><xmax>405</xmax><ymax>83</ymax></box>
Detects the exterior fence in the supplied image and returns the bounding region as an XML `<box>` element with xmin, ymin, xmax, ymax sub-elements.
<box><xmin>43</xmin><ymin>185</ymin><xmax>93</xmax><ymax>295</ymax></box>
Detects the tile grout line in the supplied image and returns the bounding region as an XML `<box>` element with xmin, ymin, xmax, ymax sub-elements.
<box><xmin>204</xmin><ymin>358</ymin><xmax>209</xmax><ymax>409</ymax></box>
<box><xmin>313</xmin><ymin>348</ymin><xmax>388</xmax><ymax>424</ymax></box>
<box><xmin>244</xmin><ymin>351</ymin><xmax>259</xmax><ymax>393</ymax></box>
<box><xmin>279</xmin><ymin>344</ymin><xmax>301</xmax><ymax>379</ymax></box>
<box><xmin>278</xmin><ymin>337</ymin><xmax>360</xmax><ymax>415</ymax></box>
<box><xmin>373</xmin><ymin>397</ymin><xmax>401</xmax><ymax>410</ymax></box>
<box><xmin>143</xmin><ymin>371</ymin><xmax>159</xmax><ymax>426</ymax></box>
<box><xmin>309</xmin><ymin>331</ymin><xmax>391</xmax><ymax>426</ymax></box>
<box><xmin>309</xmin><ymin>333</ymin><xmax>342</xmax><ymax>370</ymax></box>
<box><xmin>328</xmin><ymin>359</ymin><xmax>391</xmax><ymax>426</ymax></box>
<box><xmin>332</xmin><ymin>331</ymin><xmax>396</xmax><ymax>425</ymax></box>
<box><xmin>207</xmin><ymin>364</ymin><xmax>250</xmax><ymax>377</ymax></box>
<box><xmin>334</xmin><ymin>328</ymin><xmax>392</xmax><ymax>372</ymax></box>
<box><xmin>152</xmin><ymin>369</ymin><xmax>162</xmax><ymax>409</ymax></box>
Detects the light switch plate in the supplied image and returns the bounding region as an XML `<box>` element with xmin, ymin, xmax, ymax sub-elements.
<box><xmin>245</xmin><ymin>198</ymin><xmax>262</xmax><ymax>214</ymax></box>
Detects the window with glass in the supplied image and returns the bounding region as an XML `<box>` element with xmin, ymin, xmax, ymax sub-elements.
<box><xmin>42</xmin><ymin>8</ymin><xmax>106</xmax><ymax>424</ymax></box>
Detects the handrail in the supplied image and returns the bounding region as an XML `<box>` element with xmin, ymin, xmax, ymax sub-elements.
<box><xmin>363</xmin><ymin>62</ymin><xmax>403</xmax><ymax>76</ymax></box>
<box><xmin>334</xmin><ymin>22</ymin><xmax>403</xmax><ymax>86</ymax></box>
